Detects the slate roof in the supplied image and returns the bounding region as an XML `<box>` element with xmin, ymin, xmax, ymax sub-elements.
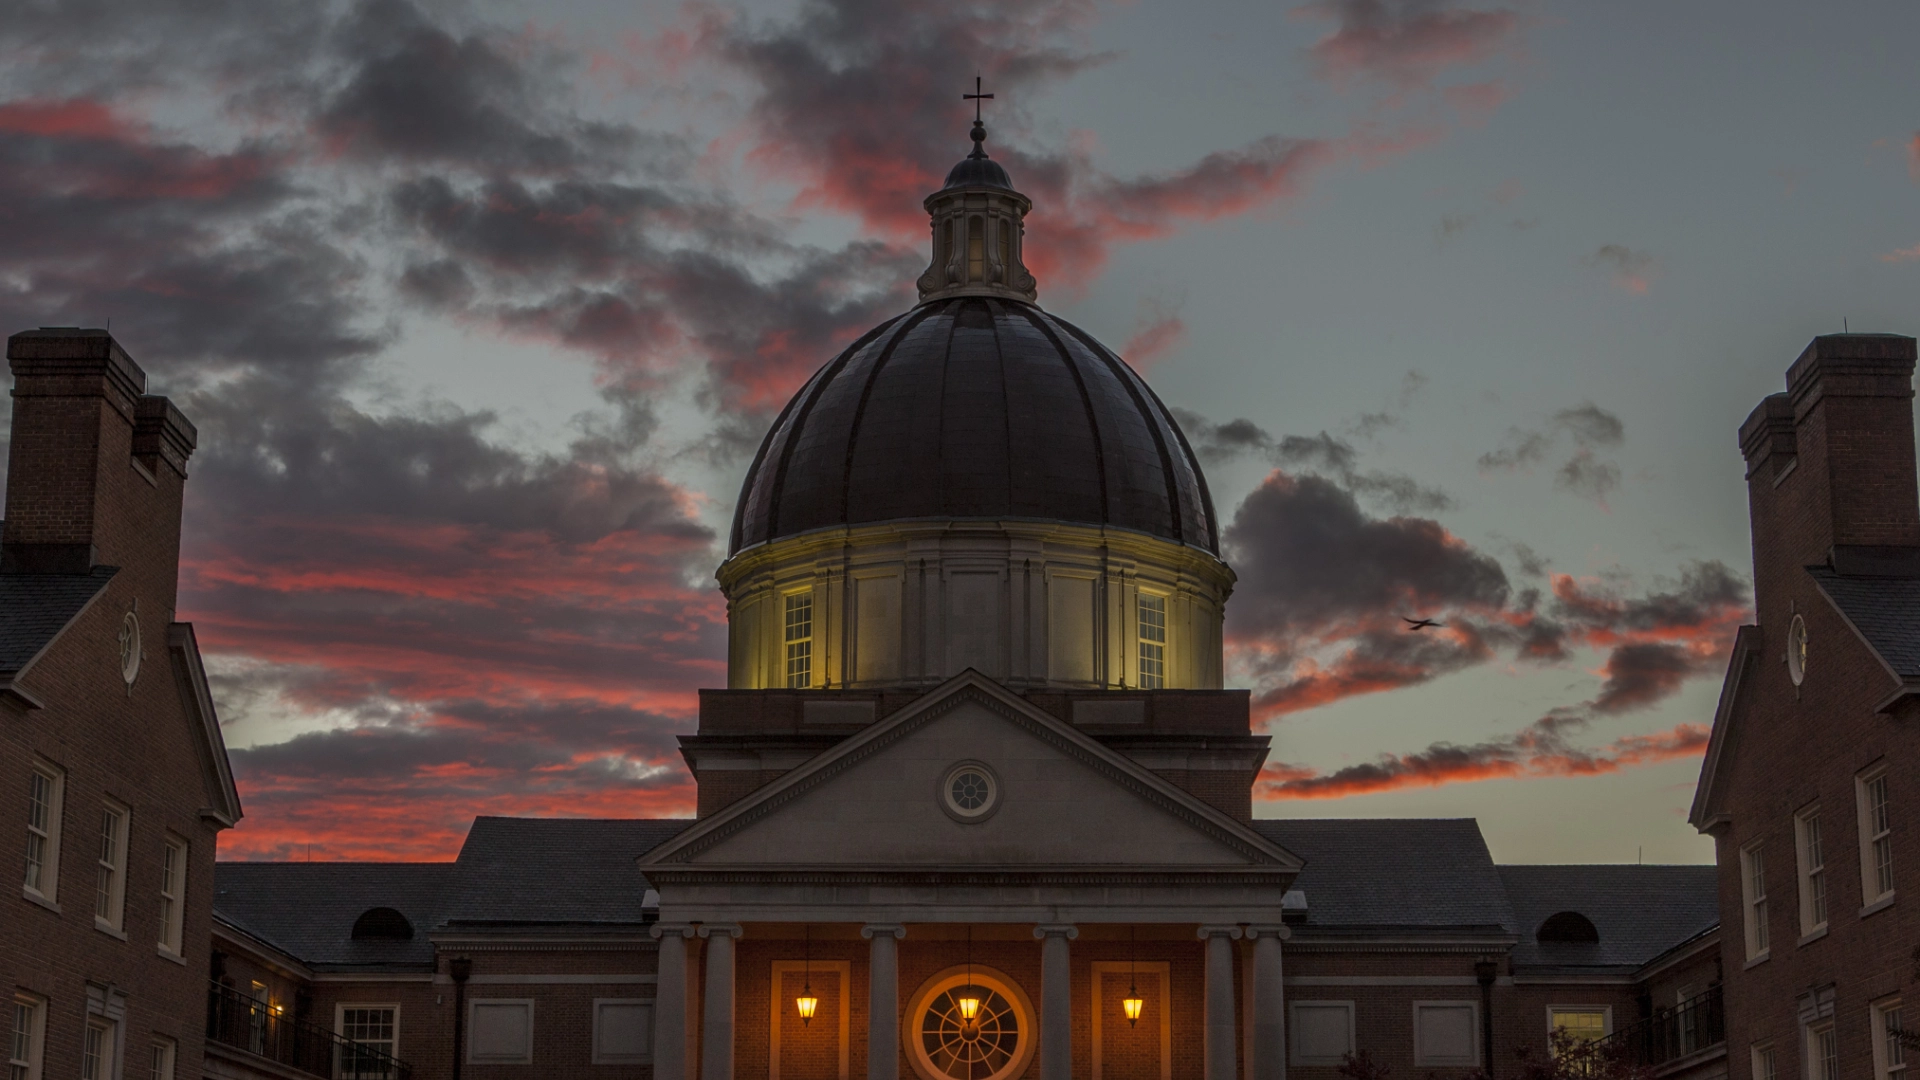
<box><xmin>0</xmin><ymin>568</ymin><xmax>116</xmax><ymax>676</ymax></box>
<box><xmin>1809</xmin><ymin>565</ymin><xmax>1920</xmax><ymax>678</ymax></box>
<box><xmin>1499</xmin><ymin>865</ymin><xmax>1719</xmax><ymax>972</ymax></box>
<box><xmin>729</xmin><ymin>297</ymin><xmax>1220</xmax><ymax>556</ymax></box>
<box><xmin>1252</xmin><ymin>818</ymin><xmax>1515</xmax><ymax>934</ymax></box>
<box><xmin>213</xmin><ymin>862</ymin><xmax>455</xmax><ymax>970</ymax></box>
<box><xmin>440</xmin><ymin>817</ymin><xmax>692</xmax><ymax>927</ymax></box>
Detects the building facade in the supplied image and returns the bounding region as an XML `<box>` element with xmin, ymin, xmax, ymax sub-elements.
<box><xmin>1</xmin><ymin>329</ymin><xmax>244</xmax><ymax>1080</ymax></box>
<box><xmin>1692</xmin><ymin>333</ymin><xmax>1920</xmax><ymax>1080</ymax></box>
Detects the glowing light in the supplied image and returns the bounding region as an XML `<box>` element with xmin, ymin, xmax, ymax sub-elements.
<box><xmin>795</xmin><ymin>991</ymin><xmax>818</xmax><ymax>1025</ymax></box>
<box><xmin>957</xmin><ymin>995</ymin><xmax>982</xmax><ymax>1021</ymax></box>
<box><xmin>1122</xmin><ymin>989</ymin><xmax>1144</xmax><ymax>1026</ymax></box>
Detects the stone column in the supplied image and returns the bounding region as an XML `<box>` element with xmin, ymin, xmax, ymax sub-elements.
<box><xmin>863</xmin><ymin>925</ymin><xmax>907</xmax><ymax>1080</ymax></box>
<box><xmin>1034</xmin><ymin>925</ymin><xmax>1078</xmax><ymax>1080</ymax></box>
<box><xmin>1199</xmin><ymin>926</ymin><xmax>1244</xmax><ymax>1080</ymax></box>
<box><xmin>651</xmin><ymin>924</ymin><xmax>696</xmax><ymax>1080</ymax></box>
<box><xmin>699</xmin><ymin>924</ymin><xmax>743</xmax><ymax>1080</ymax></box>
<box><xmin>1247</xmin><ymin>926</ymin><xmax>1290</xmax><ymax>1080</ymax></box>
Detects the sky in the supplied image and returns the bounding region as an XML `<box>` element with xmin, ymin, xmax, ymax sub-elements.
<box><xmin>2</xmin><ymin>0</ymin><xmax>1915</xmax><ymax>864</ymax></box>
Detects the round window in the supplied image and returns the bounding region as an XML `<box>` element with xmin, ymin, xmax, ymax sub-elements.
<box><xmin>903</xmin><ymin>967</ymin><xmax>1035</xmax><ymax>1080</ymax></box>
<box><xmin>1787</xmin><ymin>614</ymin><xmax>1808</xmax><ymax>686</ymax></box>
<box><xmin>939</xmin><ymin>762</ymin><xmax>999</xmax><ymax>822</ymax></box>
<box><xmin>117</xmin><ymin>611</ymin><xmax>141</xmax><ymax>686</ymax></box>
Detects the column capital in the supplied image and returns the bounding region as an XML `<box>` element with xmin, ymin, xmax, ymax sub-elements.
<box><xmin>651</xmin><ymin>922</ymin><xmax>697</xmax><ymax>940</ymax></box>
<box><xmin>1246</xmin><ymin>924</ymin><xmax>1291</xmax><ymax>941</ymax></box>
<box><xmin>1196</xmin><ymin>925</ymin><xmax>1243</xmax><ymax>940</ymax></box>
<box><xmin>1032</xmin><ymin>924</ymin><xmax>1079</xmax><ymax>940</ymax></box>
<box><xmin>697</xmin><ymin>923</ymin><xmax>744</xmax><ymax>939</ymax></box>
<box><xmin>861</xmin><ymin>924</ymin><xmax>907</xmax><ymax>940</ymax></box>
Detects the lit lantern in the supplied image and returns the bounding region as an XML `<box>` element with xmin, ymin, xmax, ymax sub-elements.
<box><xmin>957</xmin><ymin>994</ymin><xmax>982</xmax><ymax>1022</ymax></box>
<box><xmin>1122</xmin><ymin>986</ymin><xmax>1144</xmax><ymax>1027</ymax></box>
<box><xmin>795</xmin><ymin>988</ymin><xmax>819</xmax><ymax>1026</ymax></box>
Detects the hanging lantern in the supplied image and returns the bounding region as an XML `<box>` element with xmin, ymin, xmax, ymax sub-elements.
<box><xmin>1122</xmin><ymin>985</ymin><xmax>1144</xmax><ymax>1026</ymax></box>
<box><xmin>796</xmin><ymin>926</ymin><xmax>818</xmax><ymax>1027</ymax></box>
<box><xmin>957</xmin><ymin>994</ymin><xmax>982</xmax><ymax>1022</ymax></box>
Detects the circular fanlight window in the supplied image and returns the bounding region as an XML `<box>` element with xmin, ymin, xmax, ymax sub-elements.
<box><xmin>904</xmin><ymin>966</ymin><xmax>1035</xmax><ymax>1080</ymax></box>
<box><xmin>939</xmin><ymin>761</ymin><xmax>999</xmax><ymax>823</ymax></box>
<box><xmin>118</xmin><ymin>611</ymin><xmax>141</xmax><ymax>686</ymax></box>
<box><xmin>1787</xmin><ymin>614</ymin><xmax>1808</xmax><ymax>686</ymax></box>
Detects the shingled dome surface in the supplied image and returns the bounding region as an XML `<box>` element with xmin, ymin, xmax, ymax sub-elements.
<box><xmin>730</xmin><ymin>297</ymin><xmax>1220</xmax><ymax>555</ymax></box>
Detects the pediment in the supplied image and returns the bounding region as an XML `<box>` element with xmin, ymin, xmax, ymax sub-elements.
<box><xmin>643</xmin><ymin>671</ymin><xmax>1298</xmax><ymax>872</ymax></box>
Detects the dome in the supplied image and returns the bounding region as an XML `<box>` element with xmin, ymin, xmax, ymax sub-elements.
<box><xmin>729</xmin><ymin>295</ymin><xmax>1220</xmax><ymax>556</ymax></box>
<box><xmin>942</xmin><ymin>154</ymin><xmax>1013</xmax><ymax>191</ymax></box>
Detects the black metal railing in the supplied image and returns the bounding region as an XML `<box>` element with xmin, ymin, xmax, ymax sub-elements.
<box><xmin>205</xmin><ymin>980</ymin><xmax>413</xmax><ymax>1080</ymax></box>
<box><xmin>1565</xmin><ymin>986</ymin><xmax>1724</xmax><ymax>1077</ymax></box>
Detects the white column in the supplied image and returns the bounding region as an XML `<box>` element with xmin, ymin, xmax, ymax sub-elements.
<box><xmin>863</xmin><ymin>925</ymin><xmax>906</xmax><ymax>1080</ymax></box>
<box><xmin>1034</xmin><ymin>925</ymin><xmax>1078</xmax><ymax>1080</ymax></box>
<box><xmin>1199</xmin><ymin>926</ymin><xmax>1243</xmax><ymax>1080</ymax></box>
<box><xmin>1247</xmin><ymin>926</ymin><xmax>1290</xmax><ymax>1080</ymax></box>
<box><xmin>699</xmin><ymin>924</ymin><xmax>743</xmax><ymax>1080</ymax></box>
<box><xmin>651</xmin><ymin>924</ymin><xmax>696</xmax><ymax>1080</ymax></box>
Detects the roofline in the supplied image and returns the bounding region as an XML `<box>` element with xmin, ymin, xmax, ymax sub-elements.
<box><xmin>213</xmin><ymin>913</ymin><xmax>315</xmax><ymax>980</ymax></box>
<box><xmin>640</xmin><ymin>669</ymin><xmax>1301</xmax><ymax>871</ymax></box>
<box><xmin>0</xmin><ymin>567</ymin><xmax>117</xmax><ymax>707</ymax></box>
<box><xmin>170</xmin><ymin>623</ymin><xmax>243</xmax><ymax>826</ymax></box>
<box><xmin>1689</xmin><ymin>624</ymin><xmax>1760</xmax><ymax>831</ymax></box>
<box><xmin>1807</xmin><ymin>568</ymin><xmax>1907</xmax><ymax>688</ymax></box>
<box><xmin>1634</xmin><ymin>923</ymin><xmax>1720</xmax><ymax>983</ymax></box>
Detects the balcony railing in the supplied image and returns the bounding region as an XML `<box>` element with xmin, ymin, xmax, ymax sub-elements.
<box><xmin>1565</xmin><ymin>986</ymin><xmax>1724</xmax><ymax>1078</ymax></box>
<box><xmin>205</xmin><ymin>980</ymin><xmax>413</xmax><ymax>1080</ymax></box>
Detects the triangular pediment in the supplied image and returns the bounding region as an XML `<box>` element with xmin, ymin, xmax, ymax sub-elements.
<box><xmin>643</xmin><ymin>671</ymin><xmax>1299</xmax><ymax>872</ymax></box>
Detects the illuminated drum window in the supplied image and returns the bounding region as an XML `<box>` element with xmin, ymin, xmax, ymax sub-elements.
<box><xmin>904</xmin><ymin>968</ymin><xmax>1035</xmax><ymax>1080</ymax></box>
<box><xmin>785</xmin><ymin>593</ymin><xmax>813</xmax><ymax>689</ymax></box>
<box><xmin>939</xmin><ymin>762</ymin><xmax>999</xmax><ymax>823</ymax></box>
<box><xmin>1137</xmin><ymin>594</ymin><xmax>1166</xmax><ymax>689</ymax></box>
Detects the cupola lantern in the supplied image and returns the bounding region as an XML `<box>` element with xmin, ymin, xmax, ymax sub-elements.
<box><xmin>916</xmin><ymin>80</ymin><xmax>1038</xmax><ymax>303</ymax></box>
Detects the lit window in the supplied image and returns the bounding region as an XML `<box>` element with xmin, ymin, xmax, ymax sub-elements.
<box><xmin>95</xmin><ymin>802</ymin><xmax>129</xmax><ymax>931</ymax></box>
<box><xmin>80</xmin><ymin>1019</ymin><xmax>113</xmax><ymax>1080</ymax></box>
<box><xmin>23</xmin><ymin>764</ymin><xmax>62</xmax><ymax>901</ymax></box>
<box><xmin>1741</xmin><ymin>840</ymin><xmax>1769</xmax><ymax>959</ymax></box>
<box><xmin>1860</xmin><ymin>769</ymin><xmax>1895</xmax><ymax>905</ymax></box>
<box><xmin>10</xmin><ymin>995</ymin><xmax>44</xmax><ymax>1080</ymax></box>
<box><xmin>338</xmin><ymin>1006</ymin><xmax>399</xmax><ymax>1080</ymax></box>
<box><xmin>1796</xmin><ymin>809</ymin><xmax>1827</xmax><ymax>934</ymax></box>
<box><xmin>158</xmin><ymin>837</ymin><xmax>187</xmax><ymax>955</ymax></box>
<box><xmin>1549</xmin><ymin>1008</ymin><xmax>1609</xmax><ymax>1047</ymax></box>
<box><xmin>1137</xmin><ymin>594</ymin><xmax>1166</xmax><ymax>690</ymax></box>
<box><xmin>784</xmin><ymin>593</ymin><xmax>814</xmax><ymax>689</ymax></box>
<box><xmin>149</xmin><ymin>1039</ymin><xmax>175</xmax><ymax>1080</ymax></box>
<box><xmin>1752</xmin><ymin>1044</ymin><xmax>1777</xmax><ymax>1080</ymax></box>
<box><xmin>1875</xmin><ymin>1000</ymin><xmax>1908</xmax><ymax>1080</ymax></box>
<box><xmin>1810</xmin><ymin>1021</ymin><xmax>1839</xmax><ymax>1080</ymax></box>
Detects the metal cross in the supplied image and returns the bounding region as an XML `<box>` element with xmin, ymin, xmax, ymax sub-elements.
<box><xmin>963</xmin><ymin>76</ymin><xmax>994</xmax><ymax>123</ymax></box>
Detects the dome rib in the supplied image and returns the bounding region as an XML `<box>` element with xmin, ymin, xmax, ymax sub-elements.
<box><xmin>728</xmin><ymin>299</ymin><xmax>1218</xmax><ymax>556</ymax></box>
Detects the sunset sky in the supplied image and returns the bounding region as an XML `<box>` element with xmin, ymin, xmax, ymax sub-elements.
<box><xmin>3</xmin><ymin>0</ymin><xmax>1916</xmax><ymax>864</ymax></box>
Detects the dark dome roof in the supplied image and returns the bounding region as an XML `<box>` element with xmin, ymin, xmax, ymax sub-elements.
<box><xmin>943</xmin><ymin>154</ymin><xmax>1013</xmax><ymax>191</ymax></box>
<box><xmin>730</xmin><ymin>297</ymin><xmax>1220</xmax><ymax>556</ymax></box>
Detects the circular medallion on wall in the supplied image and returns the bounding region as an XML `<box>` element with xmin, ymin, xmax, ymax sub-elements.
<box><xmin>1787</xmin><ymin>614</ymin><xmax>1808</xmax><ymax>686</ymax></box>
<box><xmin>118</xmin><ymin>611</ymin><xmax>141</xmax><ymax>686</ymax></box>
<box><xmin>938</xmin><ymin>761</ymin><xmax>1000</xmax><ymax>823</ymax></box>
<box><xmin>903</xmin><ymin>966</ymin><xmax>1036</xmax><ymax>1080</ymax></box>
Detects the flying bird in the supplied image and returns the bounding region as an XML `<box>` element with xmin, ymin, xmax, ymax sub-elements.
<box><xmin>1402</xmin><ymin>617</ymin><xmax>1444</xmax><ymax>631</ymax></box>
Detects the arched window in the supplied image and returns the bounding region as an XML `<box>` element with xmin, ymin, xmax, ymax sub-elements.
<box><xmin>351</xmin><ymin>907</ymin><xmax>414</xmax><ymax>940</ymax></box>
<box><xmin>967</xmin><ymin>216</ymin><xmax>985</xmax><ymax>282</ymax></box>
<box><xmin>1536</xmin><ymin>911</ymin><xmax>1600</xmax><ymax>944</ymax></box>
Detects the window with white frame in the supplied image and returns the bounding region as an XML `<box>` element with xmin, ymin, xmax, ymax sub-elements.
<box><xmin>1290</xmin><ymin>1001</ymin><xmax>1355</xmax><ymax>1067</ymax></box>
<box><xmin>1137</xmin><ymin>593</ymin><xmax>1167</xmax><ymax>689</ymax></box>
<box><xmin>1752</xmin><ymin>1044</ymin><xmax>1777</xmax><ymax>1080</ymax></box>
<box><xmin>94</xmin><ymin>801</ymin><xmax>129</xmax><ymax>931</ymax></box>
<box><xmin>149</xmin><ymin>1038</ymin><xmax>176</xmax><ymax>1080</ymax></box>
<box><xmin>1549</xmin><ymin>1007</ymin><xmax>1610</xmax><ymax>1049</ymax></box>
<box><xmin>784</xmin><ymin>592</ymin><xmax>813</xmax><ymax>689</ymax></box>
<box><xmin>9</xmin><ymin>995</ymin><xmax>45</xmax><ymax>1080</ymax></box>
<box><xmin>157</xmin><ymin>836</ymin><xmax>187</xmax><ymax>955</ymax></box>
<box><xmin>592</xmin><ymin>1000</ymin><xmax>652</xmax><ymax>1065</ymax></box>
<box><xmin>1796</xmin><ymin>807</ymin><xmax>1828</xmax><ymax>935</ymax></box>
<box><xmin>1860</xmin><ymin>767</ymin><xmax>1895</xmax><ymax>906</ymax></box>
<box><xmin>1413</xmin><ymin>1002</ymin><xmax>1478</xmax><ymax>1067</ymax></box>
<box><xmin>22</xmin><ymin>763</ymin><xmax>62</xmax><ymax>901</ymax></box>
<box><xmin>337</xmin><ymin>1005</ymin><xmax>399</xmax><ymax>1080</ymax></box>
<box><xmin>1741</xmin><ymin>840</ymin><xmax>1770</xmax><ymax>959</ymax></box>
<box><xmin>1875</xmin><ymin>1000</ymin><xmax>1908</xmax><ymax>1080</ymax></box>
<box><xmin>80</xmin><ymin>1019</ymin><xmax>114</xmax><ymax>1080</ymax></box>
<box><xmin>468</xmin><ymin>1000</ymin><xmax>534</xmax><ymax>1064</ymax></box>
<box><xmin>1809</xmin><ymin>1020</ymin><xmax>1839</xmax><ymax>1080</ymax></box>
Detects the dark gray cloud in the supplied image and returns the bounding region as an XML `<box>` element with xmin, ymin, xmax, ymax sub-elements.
<box><xmin>1173</xmin><ymin>410</ymin><xmax>1454</xmax><ymax>514</ymax></box>
<box><xmin>1478</xmin><ymin>401</ymin><xmax>1627</xmax><ymax>504</ymax></box>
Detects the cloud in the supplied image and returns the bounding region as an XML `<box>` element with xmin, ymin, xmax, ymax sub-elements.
<box><xmin>1909</xmin><ymin>132</ymin><xmax>1920</xmax><ymax>182</ymax></box>
<box><xmin>1586</xmin><ymin>243</ymin><xmax>1658</xmax><ymax>294</ymax></box>
<box><xmin>1881</xmin><ymin>242</ymin><xmax>1920</xmax><ymax>264</ymax></box>
<box><xmin>1302</xmin><ymin>0</ymin><xmax>1522</xmax><ymax>93</ymax></box>
<box><xmin>1121</xmin><ymin>299</ymin><xmax>1188</xmax><ymax>369</ymax></box>
<box><xmin>1478</xmin><ymin>402</ymin><xmax>1626</xmax><ymax>505</ymax></box>
<box><xmin>1175</xmin><ymin>411</ymin><xmax>1454</xmax><ymax>514</ymax></box>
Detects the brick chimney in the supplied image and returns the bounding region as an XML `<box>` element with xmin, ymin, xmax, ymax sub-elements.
<box><xmin>1739</xmin><ymin>333</ymin><xmax>1919</xmax><ymax>622</ymax></box>
<box><xmin>3</xmin><ymin>329</ymin><xmax>197</xmax><ymax>606</ymax></box>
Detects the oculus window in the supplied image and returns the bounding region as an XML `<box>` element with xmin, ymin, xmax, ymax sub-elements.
<box><xmin>940</xmin><ymin>762</ymin><xmax>1000</xmax><ymax>823</ymax></box>
<box><xmin>903</xmin><ymin>967</ymin><xmax>1035</xmax><ymax>1080</ymax></box>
